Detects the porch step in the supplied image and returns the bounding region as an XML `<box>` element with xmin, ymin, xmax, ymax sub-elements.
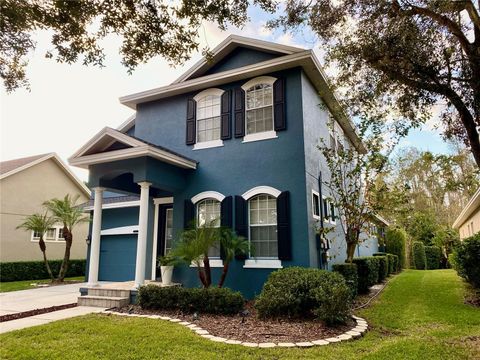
<box><xmin>78</xmin><ymin>295</ymin><xmax>130</xmax><ymax>308</ymax></box>
<box><xmin>87</xmin><ymin>288</ymin><xmax>131</xmax><ymax>298</ymax></box>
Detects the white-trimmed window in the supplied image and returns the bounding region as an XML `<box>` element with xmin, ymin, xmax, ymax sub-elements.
<box><xmin>248</xmin><ymin>194</ymin><xmax>278</xmax><ymax>258</ymax></box>
<box><xmin>31</xmin><ymin>226</ymin><xmax>65</xmax><ymax>242</ymax></box>
<box><xmin>323</xmin><ymin>196</ymin><xmax>337</xmax><ymax>224</ymax></box>
<box><xmin>194</xmin><ymin>88</ymin><xmax>224</xmax><ymax>147</ymax></box>
<box><xmin>312</xmin><ymin>190</ymin><xmax>320</xmax><ymax>219</ymax></box>
<box><xmin>242</xmin><ymin>76</ymin><xmax>277</xmax><ymax>142</ymax></box>
<box><xmin>196</xmin><ymin>198</ymin><xmax>221</xmax><ymax>258</ymax></box>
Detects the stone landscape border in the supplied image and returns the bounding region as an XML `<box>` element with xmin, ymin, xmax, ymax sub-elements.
<box><xmin>104</xmin><ymin>310</ymin><xmax>368</xmax><ymax>348</ymax></box>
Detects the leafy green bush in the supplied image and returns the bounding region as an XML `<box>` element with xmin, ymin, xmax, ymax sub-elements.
<box><xmin>425</xmin><ymin>246</ymin><xmax>442</xmax><ymax>270</ymax></box>
<box><xmin>392</xmin><ymin>254</ymin><xmax>399</xmax><ymax>273</ymax></box>
<box><xmin>386</xmin><ymin>254</ymin><xmax>395</xmax><ymax>274</ymax></box>
<box><xmin>137</xmin><ymin>285</ymin><xmax>244</xmax><ymax>315</ymax></box>
<box><xmin>373</xmin><ymin>255</ymin><xmax>388</xmax><ymax>281</ymax></box>
<box><xmin>385</xmin><ymin>228</ymin><xmax>407</xmax><ymax>269</ymax></box>
<box><xmin>332</xmin><ymin>263</ymin><xmax>358</xmax><ymax>298</ymax></box>
<box><xmin>412</xmin><ymin>241</ymin><xmax>427</xmax><ymax>270</ymax></box>
<box><xmin>452</xmin><ymin>234</ymin><xmax>480</xmax><ymax>289</ymax></box>
<box><xmin>255</xmin><ymin>267</ymin><xmax>351</xmax><ymax>324</ymax></box>
<box><xmin>0</xmin><ymin>259</ymin><xmax>86</xmax><ymax>282</ymax></box>
<box><xmin>351</xmin><ymin>257</ymin><xmax>380</xmax><ymax>293</ymax></box>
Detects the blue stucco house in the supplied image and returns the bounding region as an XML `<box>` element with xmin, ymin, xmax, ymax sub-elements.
<box><xmin>70</xmin><ymin>35</ymin><xmax>386</xmax><ymax>299</ymax></box>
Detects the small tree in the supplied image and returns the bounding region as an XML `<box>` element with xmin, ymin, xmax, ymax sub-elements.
<box><xmin>218</xmin><ymin>229</ymin><xmax>249</xmax><ymax>288</ymax></box>
<box><xmin>16</xmin><ymin>212</ymin><xmax>56</xmax><ymax>280</ymax></box>
<box><xmin>43</xmin><ymin>194</ymin><xmax>89</xmax><ymax>281</ymax></box>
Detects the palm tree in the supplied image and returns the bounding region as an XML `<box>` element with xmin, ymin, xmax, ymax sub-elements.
<box><xmin>218</xmin><ymin>228</ymin><xmax>249</xmax><ymax>288</ymax></box>
<box><xmin>17</xmin><ymin>213</ymin><xmax>56</xmax><ymax>280</ymax></box>
<box><xmin>43</xmin><ymin>194</ymin><xmax>89</xmax><ymax>281</ymax></box>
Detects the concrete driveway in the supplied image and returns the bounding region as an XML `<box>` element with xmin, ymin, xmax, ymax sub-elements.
<box><xmin>0</xmin><ymin>282</ymin><xmax>87</xmax><ymax>316</ymax></box>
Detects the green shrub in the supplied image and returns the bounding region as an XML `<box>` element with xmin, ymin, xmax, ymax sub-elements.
<box><xmin>373</xmin><ymin>252</ymin><xmax>390</xmax><ymax>275</ymax></box>
<box><xmin>392</xmin><ymin>254</ymin><xmax>399</xmax><ymax>273</ymax></box>
<box><xmin>0</xmin><ymin>259</ymin><xmax>86</xmax><ymax>282</ymax></box>
<box><xmin>255</xmin><ymin>267</ymin><xmax>351</xmax><ymax>324</ymax></box>
<box><xmin>412</xmin><ymin>241</ymin><xmax>427</xmax><ymax>270</ymax></box>
<box><xmin>385</xmin><ymin>228</ymin><xmax>407</xmax><ymax>269</ymax></box>
<box><xmin>332</xmin><ymin>263</ymin><xmax>358</xmax><ymax>298</ymax></box>
<box><xmin>137</xmin><ymin>285</ymin><xmax>244</xmax><ymax>315</ymax></box>
<box><xmin>452</xmin><ymin>234</ymin><xmax>480</xmax><ymax>289</ymax></box>
<box><xmin>425</xmin><ymin>246</ymin><xmax>442</xmax><ymax>270</ymax></box>
<box><xmin>373</xmin><ymin>256</ymin><xmax>388</xmax><ymax>282</ymax></box>
<box><xmin>386</xmin><ymin>254</ymin><xmax>395</xmax><ymax>274</ymax></box>
<box><xmin>351</xmin><ymin>257</ymin><xmax>380</xmax><ymax>293</ymax></box>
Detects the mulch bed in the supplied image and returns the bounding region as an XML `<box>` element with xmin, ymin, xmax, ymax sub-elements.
<box><xmin>112</xmin><ymin>302</ymin><xmax>354</xmax><ymax>343</ymax></box>
<box><xmin>0</xmin><ymin>303</ymin><xmax>77</xmax><ymax>323</ymax></box>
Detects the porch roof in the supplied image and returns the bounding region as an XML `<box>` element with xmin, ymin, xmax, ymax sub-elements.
<box><xmin>68</xmin><ymin>127</ymin><xmax>197</xmax><ymax>170</ymax></box>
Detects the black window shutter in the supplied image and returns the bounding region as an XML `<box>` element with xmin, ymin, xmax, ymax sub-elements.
<box><xmin>220</xmin><ymin>90</ymin><xmax>232</xmax><ymax>140</ymax></box>
<box><xmin>184</xmin><ymin>199</ymin><xmax>195</xmax><ymax>229</ymax></box>
<box><xmin>220</xmin><ymin>196</ymin><xmax>233</xmax><ymax>260</ymax></box>
<box><xmin>277</xmin><ymin>191</ymin><xmax>291</xmax><ymax>260</ymax></box>
<box><xmin>234</xmin><ymin>88</ymin><xmax>245</xmax><ymax>138</ymax></box>
<box><xmin>235</xmin><ymin>195</ymin><xmax>248</xmax><ymax>259</ymax></box>
<box><xmin>186</xmin><ymin>97</ymin><xmax>196</xmax><ymax>145</ymax></box>
<box><xmin>273</xmin><ymin>78</ymin><xmax>286</xmax><ymax>131</ymax></box>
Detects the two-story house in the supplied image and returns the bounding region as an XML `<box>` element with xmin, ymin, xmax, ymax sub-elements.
<box><xmin>69</xmin><ymin>35</ymin><xmax>384</xmax><ymax>298</ymax></box>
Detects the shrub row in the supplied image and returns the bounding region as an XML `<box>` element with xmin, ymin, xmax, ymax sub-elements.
<box><xmin>451</xmin><ymin>234</ymin><xmax>480</xmax><ymax>289</ymax></box>
<box><xmin>331</xmin><ymin>263</ymin><xmax>358</xmax><ymax>298</ymax></box>
<box><xmin>137</xmin><ymin>285</ymin><xmax>244</xmax><ymax>315</ymax></box>
<box><xmin>425</xmin><ymin>246</ymin><xmax>442</xmax><ymax>270</ymax></box>
<box><xmin>0</xmin><ymin>259</ymin><xmax>86</xmax><ymax>282</ymax></box>
<box><xmin>351</xmin><ymin>257</ymin><xmax>379</xmax><ymax>293</ymax></box>
<box><xmin>412</xmin><ymin>241</ymin><xmax>427</xmax><ymax>270</ymax></box>
<box><xmin>255</xmin><ymin>267</ymin><xmax>351</xmax><ymax>325</ymax></box>
<box><xmin>385</xmin><ymin>228</ymin><xmax>407</xmax><ymax>269</ymax></box>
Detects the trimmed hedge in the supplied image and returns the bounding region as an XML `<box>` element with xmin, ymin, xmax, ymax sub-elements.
<box><xmin>425</xmin><ymin>246</ymin><xmax>442</xmax><ymax>270</ymax></box>
<box><xmin>255</xmin><ymin>267</ymin><xmax>351</xmax><ymax>324</ymax></box>
<box><xmin>386</xmin><ymin>254</ymin><xmax>395</xmax><ymax>274</ymax></box>
<box><xmin>351</xmin><ymin>257</ymin><xmax>380</xmax><ymax>294</ymax></box>
<box><xmin>332</xmin><ymin>263</ymin><xmax>358</xmax><ymax>298</ymax></box>
<box><xmin>385</xmin><ymin>228</ymin><xmax>407</xmax><ymax>269</ymax></box>
<box><xmin>138</xmin><ymin>285</ymin><xmax>244</xmax><ymax>315</ymax></box>
<box><xmin>392</xmin><ymin>254</ymin><xmax>399</xmax><ymax>273</ymax></box>
<box><xmin>452</xmin><ymin>234</ymin><xmax>480</xmax><ymax>289</ymax></box>
<box><xmin>373</xmin><ymin>252</ymin><xmax>390</xmax><ymax>275</ymax></box>
<box><xmin>0</xmin><ymin>259</ymin><xmax>86</xmax><ymax>282</ymax></box>
<box><xmin>412</xmin><ymin>241</ymin><xmax>427</xmax><ymax>270</ymax></box>
<box><xmin>375</xmin><ymin>256</ymin><xmax>388</xmax><ymax>282</ymax></box>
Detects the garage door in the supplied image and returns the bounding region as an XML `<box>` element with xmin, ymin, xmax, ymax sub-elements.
<box><xmin>99</xmin><ymin>235</ymin><xmax>137</xmax><ymax>281</ymax></box>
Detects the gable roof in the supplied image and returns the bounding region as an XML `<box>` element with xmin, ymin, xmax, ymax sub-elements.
<box><xmin>117</xmin><ymin>114</ymin><xmax>136</xmax><ymax>133</ymax></box>
<box><xmin>173</xmin><ymin>35</ymin><xmax>305</xmax><ymax>84</ymax></box>
<box><xmin>453</xmin><ymin>188</ymin><xmax>480</xmax><ymax>229</ymax></box>
<box><xmin>69</xmin><ymin>127</ymin><xmax>197</xmax><ymax>170</ymax></box>
<box><xmin>0</xmin><ymin>153</ymin><xmax>90</xmax><ymax>197</ymax></box>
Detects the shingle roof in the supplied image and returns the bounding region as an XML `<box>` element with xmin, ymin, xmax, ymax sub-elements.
<box><xmin>80</xmin><ymin>195</ymin><xmax>140</xmax><ymax>209</ymax></box>
<box><xmin>0</xmin><ymin>153</ymin><xmax>51</xmax><ymax>176</ymax></box>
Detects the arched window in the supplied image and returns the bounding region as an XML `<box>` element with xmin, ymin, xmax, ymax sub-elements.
<box><xmin>196</xmin><ymin>198</ymin><xmax>221</xmax><ymax>258</ymax></box>
<box><xmin>248</xmin><ymin>194</ymin><xmax>277</xmax><ymax>258</ymax></box>
<box><xmin>194</xmin><ymin>89</ymin><xmax>224</xmax><ymax>143</ymax></box>
<box><xmin>242</xmin><ymin>76</ymin><xmax>276</xmax><ymax>136</ymax></box>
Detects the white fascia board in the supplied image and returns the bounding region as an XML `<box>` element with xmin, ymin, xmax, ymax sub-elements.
<box><xmin>0</xmin><ymin>153</ymin><xmax>55</xmax><ymax>180</ymax></box>
<box><xmin>117</xmin><ymin>114</ymin><xmax>136</xmax><ymax>133</ymax></box>
<box><xmin>452</xmin><ymin>187</ymin><xmax>480</xmax><ymax>229</ymax></box>
<box><xmin>84</xmin><ymin>200</ymin><xmax>140</xmax><ymax>211</ymax></box>
<box><xmin>69</xmin><ymin>145</ymin><xmax>197</xmax><ymax>170</ymax></box>
<box><xmin>101</xmin><ymin>225</ymin><xmax>139</xmax><ymax>236</ymax></box>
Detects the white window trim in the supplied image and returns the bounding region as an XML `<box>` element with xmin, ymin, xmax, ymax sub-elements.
<box><xmin>190</xmin><ymin>259</ymin><xmax>224</xmax><ymax>268</ymax></box>
<box><xmin>242</xmin><ymin>76</ymin><xmax>277</xmax><ymax>141</ymax></box>
<box><xmin>152</xmin><ymin>197</ymin><xmax>174</xmax><ymax>280</ymax></box>
<box><xmin>243</xmin><ymin>259</ymin><xmax>283</xmax><ymax>269</ymax></box>
<box><xmin>242</xmin><ymin>186</ymin><xmax>281</xmax><ymax>200</ymax></box>
<box><xmin>193</xmin><ymin>139</ymin><xmax>224</xmax><ymax>150</ymax></box>
<box><xmin>193</xmin><ymin>88</ymin><xmax>225</xmax><ymax>101</ymax></box>
<box><xmin>242</xmin><ymin>130</ymin><xmax>278</xmax><ymax>143</ymax></box>
<box><xmin>191</xmin><ymin>191</ymin><xmax>225</xmax><ymax>204</ymax></box>
<box><xmin>31</xmin><ymin>225</ymin><xmax>65</xmax><ymax>243</ymax></box>
<box><xmin>241</xmin><ymin>76</ymin><xmax>277</xmax><ymax>91</ymax></box>
<box><xmin>322</xmin><ymin>195</ymin><xmax>337</xmax><ymax>225</ymax></box>
<box><xmin>312</xmin><ymin>190</ymin><xmax>321</xmax><ymax>220</ymax></box>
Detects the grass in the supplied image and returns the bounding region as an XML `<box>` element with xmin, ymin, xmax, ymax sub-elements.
<box><xmin>0</xmin><ymin>277</ymin><xmax>85</xmax><ymax>293</ymax></box>
<box><xmin>0</xmin><ymin>270</ymin><xmax>479</xmax><ymax>359</ymax></box>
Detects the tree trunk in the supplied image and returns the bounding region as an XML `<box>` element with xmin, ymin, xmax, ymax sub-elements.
<box><xmin>57</xmin><ymin>225</ymin><xmax>72</xmax><ymax>281</ymax></box>
<box><xmin>38</xmin><ymin>237</ymin><xmax>54</xmax><ymax>281</ymax></box>
<box><xmin>203</xmin><ymin>254</ymin><xmax>211</xmax><ymax>287</ymax></box>
<box><xmin>218</xmin><ymin>261</ymin><xmax>230</xmax><ymax>288</ymax></box>
<box><xmin>196</xmin><ymin>266</ymin><xmax>208</xmax><ymax>287</ymax></box>
<box><xmin>346</xmin><ymin>242</ymin><xmax>357</xmax><ymax>263</ymax></box>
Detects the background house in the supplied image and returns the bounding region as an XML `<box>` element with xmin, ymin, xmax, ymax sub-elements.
<box><xmin>453</xmin><ymin>188</ymin><xmax>480</xmax><ymax>240</ymax></box>
<box><xmin>0</xmin><ymin>153</ymin><xmax>90</xmax><ymax>262</ymax></box>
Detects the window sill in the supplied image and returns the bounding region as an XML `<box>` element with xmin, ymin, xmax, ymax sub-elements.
<box><xmin>190</xmin><ymin>259</ymin><xmax>224</xmax><ymax>268</ymax></box>
<box><xmin>242</xmin><ymin>131</ymin><xmax>278</xmax><ymax>143</ymax></box>
<box><xmin>193</xmin><ymin>140</ymin><xmax>224</xmax><ymax>150</ymax></box>
<box><xmin>243</xmin><ymin>259</ymin><xmax>283</xmax><ymax>269</ymax></box>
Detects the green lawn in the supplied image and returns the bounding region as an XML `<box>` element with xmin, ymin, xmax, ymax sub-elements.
<box><xmin>1</xmin><ymin>270</ymin><xmax>479</xmax><ymax>359</ymax></box>
<box><xmin>0</xmin><ymin>277</ymin><xmax>85</xmax><ymax>293</ymax></box>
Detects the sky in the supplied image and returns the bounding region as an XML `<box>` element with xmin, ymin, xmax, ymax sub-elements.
<box><xmin>0</xmin><ymin>7</ymin><xmax>449</xmax><ymax>181</ymax></box>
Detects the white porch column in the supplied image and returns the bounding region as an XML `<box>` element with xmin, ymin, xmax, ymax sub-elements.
<box><xmin>134</xmin><ymin>181</ymin><xmax>151</xmax><ymax>288</ymax></box>
<box><xmin>88</xmin><ymin>187</ymin><xmax>105</xmax><ymax>287</ymax></box>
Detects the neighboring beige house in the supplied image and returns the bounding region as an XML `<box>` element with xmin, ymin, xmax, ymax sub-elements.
<box><xmin>453</xmin><ymin>188</ymin><xmax>480</xmax><ymax>240</ymax></box>
<box><xmin>0</xmin><ymin>153</ymin><xmax>90</xmax><ymax>262</ymax></box>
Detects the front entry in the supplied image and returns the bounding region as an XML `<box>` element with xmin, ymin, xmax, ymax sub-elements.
<box><xmin>99</xmin><ymin>235</ymin><xmax>137</xmax><ymax>281</ymax></box>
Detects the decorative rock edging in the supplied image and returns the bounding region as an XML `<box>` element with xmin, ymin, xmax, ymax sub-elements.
<box><xmin>103</xmin><ymin>310</ymin><xmax>368</xmax><ymax>348</ymax></box>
